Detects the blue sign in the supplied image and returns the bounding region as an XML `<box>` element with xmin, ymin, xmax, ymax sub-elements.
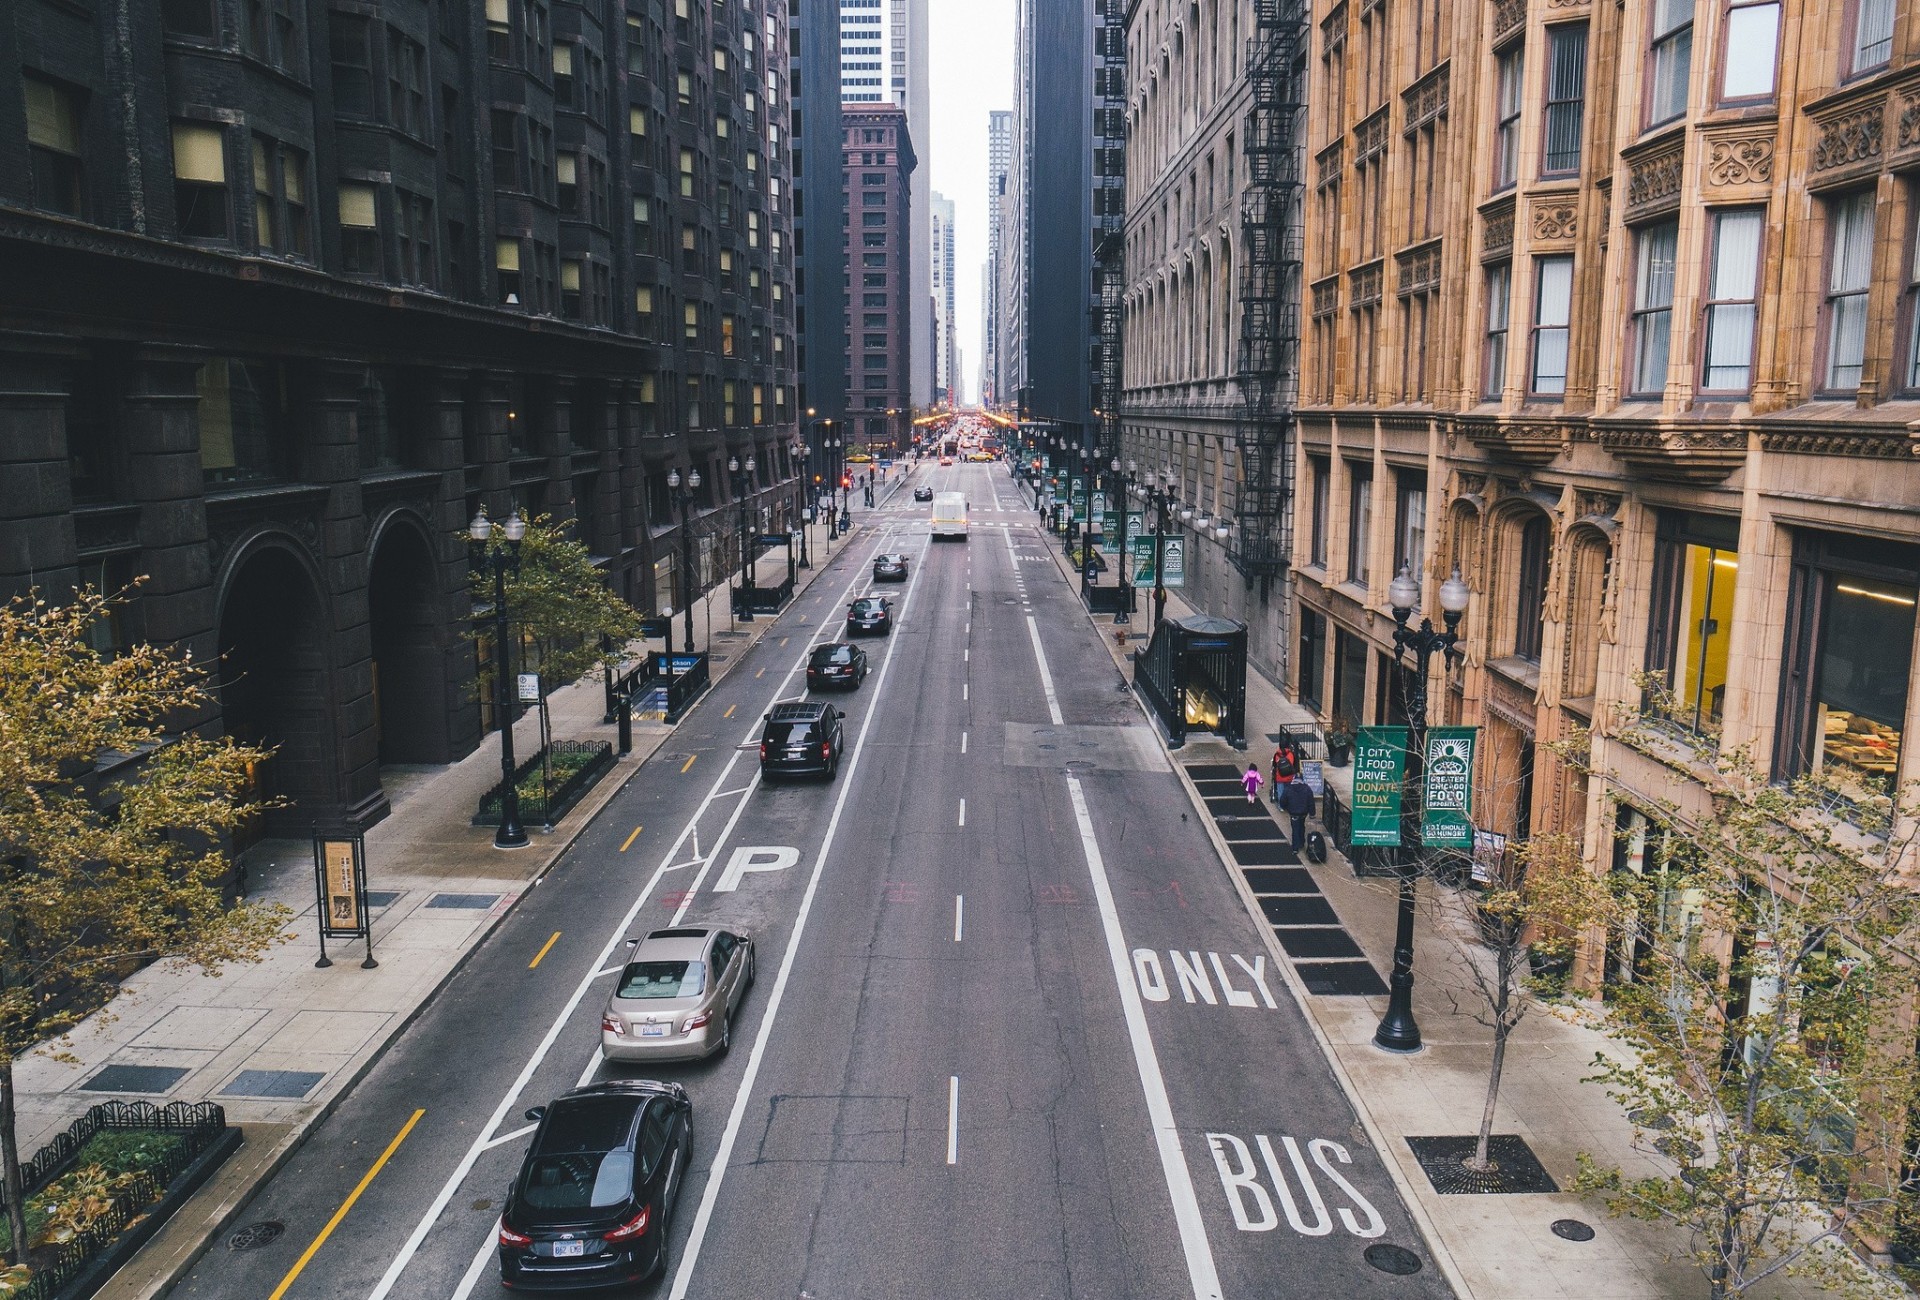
<box><xmin>654</xmin><ymin>652</ymin><xmax>702</xmax><ymax>674</ymax></box>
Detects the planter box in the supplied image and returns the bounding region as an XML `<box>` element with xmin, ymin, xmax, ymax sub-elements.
<box><xmin>474</xmin><ymin>740</ymin><xmax>615</xmax><ymax>827</ymax></box>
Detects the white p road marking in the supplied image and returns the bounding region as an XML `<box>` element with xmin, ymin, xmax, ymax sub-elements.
<box><xmin>713</xmin><ymin>845</ymin><xmax>800</xmax><ymax>892</ymax></box>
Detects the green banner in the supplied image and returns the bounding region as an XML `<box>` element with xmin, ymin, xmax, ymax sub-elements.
<box><xmin>1100</xmin><ymin>510</ymin><xmax>1143</xmax><ymax>555</ymax></box>
<box><xmin>1421</xmin><ymin>726</ymin><xmax>1478</xmax><ymax>848</ymax></box>
<box><xmin>1350</xmin><ymin>727</ymin><xmax>1409</xmax><ymax>846</ymax></box>
<box><xmin>1070</xmin><ymin>478</ymin><xmax>1087</xmax><ymax>522</ymax></box>
<box><xmin>1130</xmin><ymin>535</ymin><xmax>1156</xmax><ymax>582</ymax></box>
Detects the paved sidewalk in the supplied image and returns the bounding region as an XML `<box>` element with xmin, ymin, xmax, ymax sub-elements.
<box><xmin>31</xmin><ymin>481</ymin><xmax>910</xmax><ymax>1300</ymax></box>
<box><xmin>1031</xmin><ymin>522</ymin><xmax>1827</xmax><ymax>1300</ymax></box>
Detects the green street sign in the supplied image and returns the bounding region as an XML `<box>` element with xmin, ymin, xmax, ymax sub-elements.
<box><xmin>1351</xmin><ymin>727</ymin><xmax>1409</xmax><ymax>846</ymax></box>
<box><xmin>1421</xmin><ymin>727</ymin><xmax>1478</xmax><ymax>848</ymax></box>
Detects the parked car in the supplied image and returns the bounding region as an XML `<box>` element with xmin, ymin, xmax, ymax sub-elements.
<box><xmin>938</xmin><ymin>455</ymin><xmax>953</xmax><ymax>466</ymax></box>
<box><xmin>497</xmin><ymin>1080</ymin><xmax>691</xmax><ymax>1289</ymax></box>
<box><xmin>872</xmin><ymin>553</ymin><xmax>910</xmax><ymax>582</ymax></box>
<box><xmin>804</xmin><ymin>644</ymin><xmax>868</xmax><ymax>691</ymax></box>
<box><xmin>845</xmin><ymin>596</ymin><xmax>893</xmax><ymax>635</ymax></box>
<box><xmin>913</xmin><ymin>485</ymin><xmax>934</xmax><ymax>503</ymax></box>
<box><xmin>600</xmin><ymin>928</ymin><xmax>755</xmax><ymax>1062</ymax></box>
<box><xmin>759</xmin><ymin>699</ymin><xmax>846</xmax><ymax>779</ymax></box>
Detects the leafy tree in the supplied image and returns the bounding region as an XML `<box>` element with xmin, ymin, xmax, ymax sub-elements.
<box><xmin>1569</xmin><ymin>688</ymin><xmax>1920</xmax><ymax>1299</ymax></box>
<box><xmin>476</xmin><ymin>513</ymin><xmax>642</xmax><ymax>691</ymax></box>
<box><xmin>0</xmin><ymin>587</ymin><xmax>285</xmax><ymax>1265</ymax></box>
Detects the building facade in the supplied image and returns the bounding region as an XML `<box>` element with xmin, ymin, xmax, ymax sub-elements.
<box><xmin>0</xmin><ymin>0</ymin><xmax>801</xmax><ymax>834</ymax></box>
<box><xmin>983</xmin><ymin>109</ymin><xmax>1012</xmax><ymax>406</ymax></box>
<box><xmin>1291</xmin><ymin>0</ymin><xmax>1920</xmax><ymax>883</ymax></box>
<box><xmin>793</xmin><ymin>0</ymin><xmax>848</xmax><ymax>480</ymax></box>
<box><xmin>841</xmin><ymin>102</ymin><xmax>915</xmax><ymax>452</ymax></box>
<box><xmin>930</xmin><ymin>190</ymin><xmax>956</xmax><ymax>407</ymax></box>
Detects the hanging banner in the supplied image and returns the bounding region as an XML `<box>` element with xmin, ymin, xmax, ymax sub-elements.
<box><xmin>1070</xmin><ymin>479</ymin><xmax>1087</xmax><ymax>522</ymax></box>
<box><xmin>1421</xmin><ymin>726</ymin><xmax>1478</xmax><ymax>848</ymax></box>
<box><xmin>1159</xmin><ymin>536</ymin><xmax>1186</xmax><ymax>588</ymax></box>
<box><xmin>1130</xmin><ymin>534</ymin><xmax>1156</xmax><ymax>582</ymax></box>
<box><xmin>1100</xmin><ymin>510</ymin><xmax>1144</xmax><ymax>555</ymax></box>
<box><xmin>1350</xmin><ymin>726</ymin><xmax>1409</xmax><ymax>846</ymax></box>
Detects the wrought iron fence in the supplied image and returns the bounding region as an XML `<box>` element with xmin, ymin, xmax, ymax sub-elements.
<box><xmin>474</xmin><ymin>740</ymin><xmax>614</xmax><ymax>826</ymax></box>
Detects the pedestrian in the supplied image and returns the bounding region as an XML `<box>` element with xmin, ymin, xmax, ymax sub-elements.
<box><xmin>1279</xmin><ymin>776</ymin><xmax>1315</xmax><ymax>852</ymax></box>
<box><xmin>1241</xmin><ymin>763</ymin><xmax>1263</xmax><ymax>804</ymax></box>
<box><xmin>1270</xmin><ymin>742</ymin><xmax>1298</xmax><ymax>798</ymax></box>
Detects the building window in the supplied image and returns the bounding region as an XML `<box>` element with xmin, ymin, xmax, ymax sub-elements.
<box><xmin>1346</xmin><ymin>465</ymin><xmax>1373</xmax><ymax>587</ymax></box>
<box><xmin>171</xmin><ymin>122</ymin><xmax>229</xmax><ymax>240</ymax></box>
<box><xmin>1702</xmin><ymin>209</ymin><xmax>1762</xmax><ymax>392</ymax></box>
<box><xmin>1824</xmin><ymin>191</ymin><xmax>1875</xmax><ymax>392</ymax></box>
<box><xmin>496</xmin><ymin>237</ymin><xmax>521</xmax><ymax>304</ymax></box>
<box><xmin>486</xmin><ymin>0</ymin><xmax>512</xmax><ymax>62</ymax></box>
<box><xmin>1906</xmin><ymin>206</ymin><xmax>1920</xmax><ymax>392</ymax></box>
<box><xmin>1492</xmin><ymin>45</ymin><xmax>1523</xmax><ymax>191</ymax></box>
<box><xmin>1298</xmin><ymin>606</ymin><xmax>1327</xmax><ymax>711</ymax></box>
<box><xmin>197</xmin><ymin>359</ymin><xmax>285</xmax><ymax>484</ymax></box>
<box><xmin>398</xmin><ymin>191</ymin><xmax>433</xmax><ymax>287</ymax></box>
<box><xmin>1648</xmin><ymin>0</ymin><xmax>1692</xmax><ymax>126</ymax></box>
<box><xmin>553</xmin><ymin>41</ymin><xmax>574</xmax><ymax>105</ymax></box>
<box><xmin>1630</xmin><ymin>220</ymin><xmax>1678</xmax><ymax>397</ymax></box>
<box><xmin>339</xmin><ymin>183</ymin><xmax>380</xmax><ymax>275</ymax></box>
<box><xmin>163</xmin><ymin>0</ymin><xmax>218</xmax><ymax>38</ymax></box>
<box><xmin>1530</xmin><ymin>255</ymin><xmax>1573</xmax><ymax>396</ymax></box>
<box><xmin>1721</xmin><ymin>0</ymin><xmax>1779</xmax><ymax>100</ymax></box>
<box><xmin>679</xmin><ymin>146</ymin><xmax>695</xmax><ymax>196</ymax></box>
<box><xmin>492</xmin><ymin>109</ymin><xmax>521</xmax><ymax>189</ymax></box>
<box><xmin>1484</xmin><ymin>262</ymin><xmax>1511</xmax><ymax>397</ymax></box>
<box><xmin>557</xmin><ymin>153</ymin><xmax>578</xmax><ymax>211</ymax></box>
<box><xmin>330</xmin><ymin>15</ymin><xmax>374</xmax><ymax>117</ymax></box>
<box><xmin>23</xmin><ymin>74</ymin><xmax>85</xmax><ymax>218</ymax></box>
<box><xmin>561</xmin><ymin>259</ymin><xmax>582</xmax><ymax>317</ymax></box>
<box><xmin>1309</xmin><ymin>457</ymin><xmax>1330</xmax><ymax>566</ymax></box>
<box><xmin>1513</xmin><ymin>514</ymin><xmax>1550</xmax><ymax>662</ymax></box>
<box><xmin>1542</xmin><ymin>25</ymin><xmax>1587</xmax><ymax>175</ymax></box>
<box><xmin>1775</xmin><ymin>532</ymin><xmax>1920</xmax><ymax>799</ymax></box>
<box><xmin>1393</xmin><ymin>473</ymin><xmax>1426</xmax><ymax>579</ymax></box>
<box><xmin>1852</xmin><ymin>0</ymin><xmax>1894</xmax><ymax>74</ymax></box>
<box><xmin>387</xmin><ymin>29</ymin><xmax>428</xmax><ymax>137</ymax></box>
<box><xmin>1333</xmin><ymin>626</ymin><xmax>1368</xmax><ymax>727</ymax></box>
<box><xmin>1646</xmin><ymin>511</ymin><xmax>1739</xmax><ymax>734</ymax></box>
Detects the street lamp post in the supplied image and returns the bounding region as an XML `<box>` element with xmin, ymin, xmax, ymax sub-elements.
<box><xmin>730</xmin><ymin>454</ymin><xmax>757</xmax><ymax>622</ymax></box>
<box><xmin>789</xmin><ymin>435</ymin><xmax>811</xmax><ymax>568</ymax></box>
<box><xmin>1147</xmin><ymin>467</ymin><xmax>1175</xmax><ymax>627</ymax></box>
<box><xmin>1113</xmin><ymin>457</ymin><xmax>1133</xmax><ymax>624</ymax></box>
<box><xmin>1372</xmin><ymin>563</ymin><xmax>1473</xmax><ymax>1055</ymax></box>
<box><xmin>469</xmin><ymin>506</ymin><xmax>530</xmax><ymax>850</ymax></box>
<box><xmin>825</xmin><ymin>434</ymin><xmax>839</xmax><ymax>540</ymax></box>
<box><xmin>667</xmin><ymin>466</ymin><xmax>702</xmax><ymax>654</ymax></box>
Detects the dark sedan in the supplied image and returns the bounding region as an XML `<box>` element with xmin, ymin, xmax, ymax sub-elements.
<box><xmin>498</xmin><ymin>1081</ymin><xmax>691</xmax><ymax>1290</ymax></box>
<box><xmin>872</xmin><ymin>552</ymin><xmax>910</xmax><ymax>582</ymax></box>
<box><xmin>845</xmin><ymin>596</ymin><xmax>893</xmax><ymax>635</ymax></box>
<box><xmin>913</xmin><ymin>485</ymin><xmax>934</xmax><ymax>502</ymax></box>
<box><xmin>804</xmin><ymin>642</ymin><xmax>868</xmax><ymax>690</ymax></box>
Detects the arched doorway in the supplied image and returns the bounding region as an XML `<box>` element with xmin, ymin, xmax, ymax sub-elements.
<box><xmin>217</xmin><ymin>541</ymin><xmax>335</xmax><ymax>832</ymax></box>
<box><xmin>368</xmin><ymin>518</ymin><xmax>449</xmax><ymax>766</ymax></box>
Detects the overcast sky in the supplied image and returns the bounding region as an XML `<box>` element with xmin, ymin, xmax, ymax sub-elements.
<box><xmin>926</xmin><ymin>0</ymin><xmax>1015</xmax><ymax>406</ymax></box>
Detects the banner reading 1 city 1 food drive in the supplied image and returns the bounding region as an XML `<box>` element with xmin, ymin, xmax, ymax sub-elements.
<box><xmin>1420</xmin><ymin>726</ymin><xmax>1478</xmax><ymax>848</ymax></box>
<box><xmin>1350</xmin><ymin>726</ymin><xmax>1408</xmax><ymax>846</ymax></box>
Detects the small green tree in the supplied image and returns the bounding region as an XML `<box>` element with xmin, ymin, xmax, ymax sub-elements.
<box><xmin>0</xmin><ymin>587</ymin><xmax>286</xmax><ymax>1265</ymax></box>
<box><xmin>476</xmin><ymin>513</ymin><xmax>642</xmax><ymax>690</ymax></box>
<box><xmin>1571</xmin><ymin>691</ymin><xmax>1920</xmax><ymax>1299</ymax></box>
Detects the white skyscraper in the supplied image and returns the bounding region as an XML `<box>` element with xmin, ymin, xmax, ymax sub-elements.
<box><xmin>931</xmin><ymin>192</ymin><xmax>956</xmax><ymax>406</ymax></box>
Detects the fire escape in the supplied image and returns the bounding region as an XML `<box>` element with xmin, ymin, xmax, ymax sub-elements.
<box><xmin>1231</xmin><ymin>0</ymin><xmax>1309</xmax><ymax>580</ymax></box>
<box><xmin>1091</xmin><ymin>0</ymin><xmax>1127</xmax><ymax>467</ymax></box>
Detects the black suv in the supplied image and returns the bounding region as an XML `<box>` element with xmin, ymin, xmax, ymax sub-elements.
<box><xmin>913</xmin><ymin>485</ymin><xmax>934</xmax><ymax>503</ymax></box>
<box><xmin>805</xmin><ymin>642</ymin><xmax>869</xmax><ymax>689</ymax></box>
<box><xmin>758</xmin><ymin>701</ymin><xmax>845</xmax><ymax>779</ymax></box>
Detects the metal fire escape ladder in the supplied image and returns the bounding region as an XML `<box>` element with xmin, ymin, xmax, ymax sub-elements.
<box><xmin>1091</xmin><ymin>0</ymin><xmax>1128</xmax><ymax>472</ymax></box>
<box><xmin>1231</xmin><ymin>0</ymin><xmax>1308</xmax><ymax>580</ymax></box>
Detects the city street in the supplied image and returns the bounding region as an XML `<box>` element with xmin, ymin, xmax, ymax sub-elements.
<box><xmin>172</xmin><ymin>460</ymin><xmax>1445</xmax><ymax>1300</ymax></box>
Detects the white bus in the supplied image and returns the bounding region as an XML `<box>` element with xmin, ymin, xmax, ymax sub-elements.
<box><xmin>931</xmin><ymin>491</ymin><xmax>968</xmax><ymax>541</ymax></box>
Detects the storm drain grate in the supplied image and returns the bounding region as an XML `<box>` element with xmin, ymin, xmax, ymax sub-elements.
<box><xmin>1363</xmin><ymin>1244</ymin><xmax>1425</xmax><ymax>1275</ymax></box>
<box><xmin>221</xmin><ymin>1069</ymin><xmax>325</xmax><ymax>1100</ymax></box>
<box><xmin>1405</xmin><ymin>1135</ymin><xmax>1560</xmax><ymax>1194</ymax></box>
<box><xmin>81</xmin><ymin>1064</ymin><xmax>188</xmax><ymax>1094</ymax></box>
<box><xmin>426</xmin><ymin>893</ymin><xmax>500</xmax><ymax>910</ymax></box>
<box><xmin>227</xmin><ymin>1221</ymin><xmax>284</xmax><ymax>1252</ymax></box>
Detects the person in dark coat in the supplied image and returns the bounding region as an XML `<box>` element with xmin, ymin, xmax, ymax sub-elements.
<box><xmin>1278</xmin><ymin>776</ymin><xmax>1316</xmax><ymax>852</ymax></box>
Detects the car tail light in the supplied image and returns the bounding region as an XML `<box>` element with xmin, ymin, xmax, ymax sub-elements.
<box><xmin>758</xmin><ymin>741</ymin><xmax>768</xmax><ymax>760</ymax></box>
<box><xmin>683</xmin><ymin>1010</ymin><xmax>712</xmax><ymax>1032</ymax></box>
<box><xmin>499</xmin><ymin>1221</ymin><xmax>533</xmax><ymax>1248</ymax></box>
<box><xmin>602</xmin><ymin>1014</ymin><xmax>623</xmax><ymax>1036</ymax></box>
<box><xmin>604</xmin><ymin>1205</ymin><xmax>651</xmax><ymax>1243</ymax></box>
<box><xmin>821</xmin><ymin>742</ymin><xmax>832</xmax><ymax>759</ymax></box>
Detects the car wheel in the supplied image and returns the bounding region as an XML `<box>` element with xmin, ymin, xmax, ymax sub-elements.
<box><xmin>716</xmin><ymin>1012</ymin><xmax>732</xmax><ymax>1056</ymax></box>
<box><xmin>648</xmin><ymin>1207</ymin><xmax>672</xmax><ymax>1280</ymax></box>
<box><xmin>745</xmin><ymin>947</ymin><xmax>756</xmax><ymax>988</ymax></box>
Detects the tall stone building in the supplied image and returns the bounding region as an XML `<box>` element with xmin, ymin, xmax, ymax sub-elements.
<box><xmin>983</xmin><ymin>109</ymin><xmax>1012</xmax><ymax>406</ymax></box>
<box><xmin>930</xmin><ymin>190</ymin><xmax>956</xmax><ymax>407</ymax></box>
<box><xmin>1291</xmin><ymin>0</ymin><xmax>1920</xmax><ymax>889</ymax></box>
<box><xmin>842</xmin><ymin>102</ymin><xmax>915</xmax><ymax>452</ymax></box>
<box><xmin>0</xmin><ymin>0</ymin><xmax>801</xmax><ymax>834</ymax></box>
<box><xmin>793</xmin><ymin>0</ymin><xmax>848</xmax><ymax>476</ymax></box>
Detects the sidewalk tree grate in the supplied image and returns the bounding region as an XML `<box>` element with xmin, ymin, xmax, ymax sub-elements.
<box><xmin>1205</xmin><ymin>796</ymin><xmax>1264</xmax><ymax>817</ymax></box>
<box><xmin>1406</xmin><ymin>1135</ymin><xmax>1560</xmax><ymax>1194</ymax></box>
<box><xmin>1274</xmin><ymin>927</ymin><xmax>1365</xmax><ymax>959</ymax></box>
<box><xmin>1294</xmin><ymin>961</ymin><xmax>1389</xmax><ymax>996</ymax></box>
<box><xmin>1232</xmin><ymin>843</ymin><xmax>1303</xmax><ymax>867</ymax></box>
<box><xmin>1363</xmin><ymin>1244</ymin><xmax>1424</xmax><ymax>1275</ymax></box>
<box><xmin>1191</xmin><ymin>779</ymin><xmax>1246</xmax><ymax>796</ymax></box>
<box><xmin>1240</xmin><ymin>867</ymin><xmax>1317</xmax><ymax>892</ymax></box>
<box><xmin>227</xmin><ymin>1221</ymin><xmax>284</xmax><ymax>1252</ymax></box>
<box><xmin>221</xmin><ymin>1069</ymin><xmax>325</xmax><ymax>1100</ymax></box>
<box><xmin>1185</xmin><ymin>763</ymin><xmax>1245</xmax><ymax>780</ymax></box>
<box><xmin>1217</xmin><ymin>819</ymin><xmax>1288</xmax><ymax>842</ymax></box>
<box><xmin>80</xmin><ymin>1064</ymin><xmax>188</xmax><ymax>1094</ymax></box>
<box><xmin>427</xmin><ymin>893</ymin><xmax>501</xmax><ymax>910</ymax></box>
<box><xmin>1260</xmin><ymin>896</ymin><xmax>1340</xmax><ymax>926</ymax></box>
<box><xmin>1551</xmin><ymin>1219</ymin><xmax>1596</xmax><ymax>1242</ymax></box>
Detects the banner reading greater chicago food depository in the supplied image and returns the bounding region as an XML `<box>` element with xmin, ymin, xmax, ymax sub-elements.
<box><xmin>1350</xmin><ymin>727</ymin><xmax>1409</xmax><ymax>846</ymax></box>
<box><xmin>1420</xmin><ymin>726</ymin><xmax>1478</xmax><ymax>849</ymax></box>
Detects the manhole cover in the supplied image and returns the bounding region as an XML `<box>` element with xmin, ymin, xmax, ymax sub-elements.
<box><xmin>1551</xmin><ymin>1219</ymin><xmax>1595</xmax><ymax>1242</ymax></box>
<box><xmin>471</xmin><ymin>1198</ymin><xmax>494</xmax><ymax>1212</ymax></box>
<box><xmin>227</xmin><ymin>1221</ymin><xmax>284</xmax><ymax>1251</ymax></box>
<box><xmin>1364</xmin><ymin>1244</ymin><xmax>1423</xmax><ymax>1275</ymax></box>
<box><xmin>1065</xmin><ymin>760</ymin><xmax>1096</xmax><ymax>770</ymax></box>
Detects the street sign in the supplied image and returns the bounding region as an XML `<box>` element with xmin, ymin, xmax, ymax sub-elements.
<box><xmin>639</xmin><ymin>616</ymin><xmax>671</xmax><ymax>639</ymax></box>
<box><xmin>516</xmin><ymin>672</ymin><xmax>541</xmax><ymax>702</ymax></box>
<box><xmin>1350</xmin><ymin>727</ymin><xmax>1409</xmax><ymax>846</ymax></box>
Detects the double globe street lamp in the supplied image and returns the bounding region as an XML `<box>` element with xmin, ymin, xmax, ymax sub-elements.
<box><xmin>1372</xmin><ymin>563</ymin><xmax>1473</xmax><ymax>1055</ymax></box>
<box><xmin>666</xmin><ymin>466</ymin><xmax>702</xmax><ymax>655</ymax></box>
<box><xmin>1140</xmin><ymin>467</ymin><xmax>1178</xmax><ymax>627</ymax></box>
<box><xmin>729</xmin><ymin>454</ymin><xmax>757</xmax><ymax>622</ymax></box>
<box><xmin>469</xmin><ymin>506</ymin><xmax>529</xmax><ymax>850</ymax></box>
<box><xmin>787</xmin><ymin>435</ymin><xmax>811</xmax><ymax>568</ymax></box>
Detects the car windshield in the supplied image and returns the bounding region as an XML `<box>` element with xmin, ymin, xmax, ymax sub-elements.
<box><xmin>616</xmin><ymin>960</ymin><xmax>706</xmax><ymax>998</ymax></box>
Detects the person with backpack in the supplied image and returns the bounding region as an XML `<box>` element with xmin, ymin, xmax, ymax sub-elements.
<box><xmin>1279</xmin><ymin>775</ymin><xmax>1316</xmax><ymax>852</ymax></box>
<box><xmin>1271</xmin><ymin>743</ymin><xmax>1298</xmax><ymax>799</ymax></box>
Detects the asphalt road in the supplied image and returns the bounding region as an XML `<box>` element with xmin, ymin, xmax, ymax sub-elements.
<box><xmin>172</xmin><ymin>459</ymin><xmax>1449</xmax><ymax>1300</ymax></box>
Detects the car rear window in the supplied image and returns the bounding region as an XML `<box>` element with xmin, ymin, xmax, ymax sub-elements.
<box><xmin>616</xmin><ymin>960</ymin><xmax>706</xmax><ymax>999</ymax></box>
<box><xmin>766</xmin><ymin>722</ymin><xmax>816</xmax><ymax>745</ymax></box>
<box><xmin>523</xmin><ymin>1147</ymin><xmax>635</xmax><ymax>1211</ymax></box>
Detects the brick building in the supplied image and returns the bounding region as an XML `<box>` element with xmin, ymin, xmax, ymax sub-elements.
<box><xmin>842</xmin><ymin>101</ymin><xmax>914</xmax><ymax>453</ymax></box>
<box><xmin>0</xmin><ymin>0</ymin><xmax>801</xmax><ymax>834</ymax></box>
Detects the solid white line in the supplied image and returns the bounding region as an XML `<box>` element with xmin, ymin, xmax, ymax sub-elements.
<box><xmin>1024</xmin><ymin>615</ymin><xmax>1065</xmax><ymax>725</ymax></box>
<box><xmin>449</xmin><ymin>1230</ymin><xmax>494</xmax><ymax>1300</ymax></box>
<box><xmin>480</xmin><ymin>1122</ymin><xmax>538</xmax><ymax>1153</ymax></box>
<box><xmin>957</xmin><ymin>798</ymin><xmax>966</xmax><ymax>827</ymax></box>
<box><xmin>1067</xmin><ymin>777</ymin><xmax>1223</xmax><ymax>1299</ymax></box>
<box><xmin>954</xmin><ymin>894</ymin><xmax>964</xmax><ymax>942</ymax></box>
<box><xmin>946</xmin><ymin>1076</ymin><xmax>960</xmax><ymax>1165</ymax></box>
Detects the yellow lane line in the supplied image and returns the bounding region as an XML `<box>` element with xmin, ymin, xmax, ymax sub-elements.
<box><xmin>529</xmin><ymin>931</ymin><xmax>562</xmax><ymax>969</ymax></box>
<box><xmin>268</xmin><ymin>1109</ymin><xmax>426</xmax><ymax>1300</ymax></box>
<box><xmin>755</xmin><ymin>667</ymin><xmax>765</xmax><ymax>678</ymax></box>
<box><xmin>619</xmin><ymin>825</ymin><xmax>643</xmax><ymax>852</ymax></box>
<box><xmin>681</xmin><ymin>755</ymin><xmax>697</xmax><ymax>774</ymax></box>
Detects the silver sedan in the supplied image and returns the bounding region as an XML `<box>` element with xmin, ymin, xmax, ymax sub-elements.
<box><xmin>599</xmin><ymin>927</ymin><xmax>755</xmax><ymax>1062</ymax></box>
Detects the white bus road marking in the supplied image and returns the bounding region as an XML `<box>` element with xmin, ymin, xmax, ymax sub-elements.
<box><xmin>1204</xmin><ymin>1132</ymin><xmax>1385</xmax><ymax>1239</ymax></box>
<box><xmin>947</xmin><ymin>1076</ymin><xmax>960</xmax><ymax>1165</ymax></box>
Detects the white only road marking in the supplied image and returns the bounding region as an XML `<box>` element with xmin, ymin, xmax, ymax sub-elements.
<box><xmin>1024</xmin><ymin>615</ymin><xmax>1065</xmax><ymax>726</ymax></box>
<box><xmin>954</xmin><ymin>894</ymin><xmax>964</xmax><ymax>942</ymax></box>
<box><xmin>947</xmin><ymin>1076</ymin><xmax>961</xmax><ymax>1165</ymax></box>
<box><xmin>385</xmin><ymin>542</ymin><xmax>888</xmax><ymax>1300</ymax></box>
<box><xmin>665</xmin><ymin>550</ymin><xmax>930</xmax><ymax>1300</ymax></box>
<box><xmin>957</xmin><ymin>798</ymin><xmax>966</xmax><ymax>827</ymax></box>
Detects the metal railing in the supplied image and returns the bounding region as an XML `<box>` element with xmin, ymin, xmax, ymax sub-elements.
<box><xmin>475</xmin><ymin>740</ymin><xmax>615</xmax><ymax>826</ymax></box>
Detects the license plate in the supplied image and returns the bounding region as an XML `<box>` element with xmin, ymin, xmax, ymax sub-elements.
<box><xmin>552</xmin><ymin>1240</ymin><xmax>585</xmax><ymax>1258</ymax></box>
<box><xmin>640</xmin><ymin>1023</ymin><xmax>669</xmax><ymax>1037</ymax></box>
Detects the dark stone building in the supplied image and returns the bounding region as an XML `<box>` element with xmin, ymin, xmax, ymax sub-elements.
<box><xmin>0</xmin><ymin>0</ymin><xmax>801</xmax><ymax>834</ymax></box>
<box><xmin>841</xmin><ymin>102</ymin><xmax>913</xmax><ymax>456</ymax></box>
<box><xmin>788</xmin><ymin>0</ymin><xmax>845</xmax><ymax>486</ymax></box>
